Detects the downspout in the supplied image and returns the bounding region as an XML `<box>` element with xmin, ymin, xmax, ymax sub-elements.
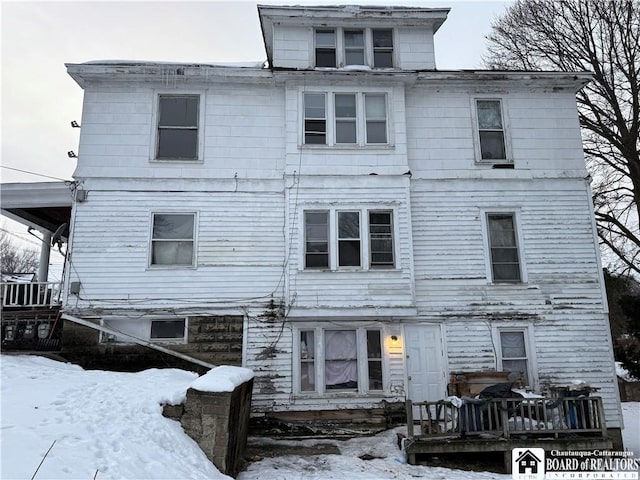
<box><xmin>60</xmin><ymin>313</ymin><xmax>216</xmax><ymax>370</ymax></box>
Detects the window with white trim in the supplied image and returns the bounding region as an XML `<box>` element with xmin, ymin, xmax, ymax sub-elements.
<box><xmin>498</xmin><ymin>330</ymin><xmax>529</xmax><ymax>385</ymax></box>
<box><xmin>303</xmin><ymin>209</ymin><xmax>395</xmax><ymax>270</ymax></box>
<box><xmin>487</xmin><ymin>213</ymin><xmax>521</xmax><ymax>283</ymax></box>
<box><xmin>314</xmin><ymin>27</ymin><xmax>394</xmax><ymax>68</ymax></box>
<box><xmin>101</xmin><ymin>317</ymin><xmax>187</xmax><ymax>344</ymax></box>
<box><xmin>297</xmin><ymin>327</ymin><xmax>384</xmax><ymax>394</ymax></box>
<box><xmin>150</xmin><ymin>213</ymin><xmax>196</xmax><ymax>267</ymax></box>
<box><xmin>302</xmin><ymin>91</ymin><xmax>389</xmax><ymax>146</ymax></box>
<box><xmin>156</xmin><ymin>95</ymin><xmax>199</xmax><ymax>160</ymax></box>
<box><xmin>475</xmin><ymin>99</ymin><xmax>507</xmax><ymax>162</ymax></box>
<box><xmin>315</xmin><ymin>29</ymin><xmax>337</xmax><ymax>67</ymax></box>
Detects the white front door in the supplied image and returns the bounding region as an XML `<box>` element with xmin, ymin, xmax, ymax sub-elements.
<box><xmin>405</xmin><ymin>324</ymin><xmax>446</xmax><ymax>403</ymax></box>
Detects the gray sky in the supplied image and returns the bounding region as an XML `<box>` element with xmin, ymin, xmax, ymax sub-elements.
<box><xmin>1</xmin><ymin>0</ymin><xmax>511</xmax><ymax>257</ymax></box>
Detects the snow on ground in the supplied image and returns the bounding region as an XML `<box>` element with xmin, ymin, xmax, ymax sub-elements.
<box><xmin>1</xmin><ymin>355</ymin><xmax>638</xmax><ymax>480</ymax></box>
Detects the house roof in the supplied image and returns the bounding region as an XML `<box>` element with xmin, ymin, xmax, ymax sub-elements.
<box><xmin>1</xmin><ymin>181</ymin><xmax>72</xmax><ymax>235</ymax></box>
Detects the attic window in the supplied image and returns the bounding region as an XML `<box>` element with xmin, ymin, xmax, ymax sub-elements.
<box><xmin>315</xmin><ymin>29</ymin><xmax>336</xmax><ymax>67</ymax></box>
<box><xmin>372</xmin><ymin>29</ymin><xmax>393</xmax><ymax>68</ymax></box>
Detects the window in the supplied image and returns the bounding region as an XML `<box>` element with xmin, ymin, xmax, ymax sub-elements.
<box><xmin>151</xmin><ymin>319</ymin><xmax>186</xmax><ymax>340</ymax></box>
<box><xmin>297</xmin><ymin>327</ymin><xmax>384</xmax><ymax>394</ymax></box>
<box><xmin>304</xmin><ymin>208</ymin><xmax>395</xmax><ymax>270</ymax></box>
<box><xmin>344</xmin><ymin>30</ymin><xmax>365</xmax><ymax>65</ymax></box>
<box><xmin>304</xmin><ymin>211</ymin><xmax>329</xmax><ymax>268</ymax></box>
<box><xmin>335</xmin><ymin>94</ymin><xmax>357</xmax><ymax>144</ymax></box>
<box><xmin>476</xmin><ymin>99</ymin><xmax>506</xmax><ymax>161</ymax></box>
<box><xmin>314</xmin><ymin>27</ymin><xmax>393</xmax><ymax>68</ymax></box>
<box><xmin>338</xmin><ymin>211</ymin><xmax>361</xmax><ymax>267</ymax></box>
<box><xmin>304</xmin><ymin>93</ymin><xmax>327</xmax><ymax>145</ymax></box>
<box><xmin>302</xmin><ymin>91</ymin><xmax>389</xmax><ymax>147</ymax></box>
<box><xmin>365</xmin><ymin>94</ymin><xmax>387</xmax><ymax>144</ymax></box>
<box><xmin>315</xmin><ymin>29</ymin><xmax>336</xmax><ymax>67</ymax></box>
<box><xmin>372</xmin><ymin>29</ymin><xmax>393</xmax><ymax>68</ymax></box>
<box><xmin>369</xmin><ymin>210</ymin><xmax>394</xmax><ymax>268</ymax></box>
<box><xmin>156</xmin><ymin>95</ymin><xmax>199</xmax><ymax>160</ymax></box>
<box><xmin>499</xmin><ymin>330</ymin><xmax>529</xmax><ymax>385</ymax></box>
<box><xmin>487</xmin><ymin>213</ymin><xmax>521</xmax><ymax>282</ymax></box>
<box><xmin>150</xmin><ymin>213</ymin><xmax>196</xmax><ymax>266</ymax></box>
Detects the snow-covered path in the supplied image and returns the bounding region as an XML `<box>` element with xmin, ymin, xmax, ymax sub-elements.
<box><xmin>1</xmin><ymin>355</ymin><xmax>637</xmax><ymax>480</ymax></box>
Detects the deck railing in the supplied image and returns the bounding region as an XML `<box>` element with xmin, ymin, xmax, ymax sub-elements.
<box><xmin>1</xmin><ymin>282</ymin><xmax>62</xmax><ymax>308</ymax></box>
<box><xmin>407</xmin><ymin>396</ymin><xmax>608</xmax><ymax>440</ymax></box>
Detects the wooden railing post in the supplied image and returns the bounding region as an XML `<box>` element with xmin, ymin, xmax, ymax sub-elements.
<box><xmin>406</xmin><ymin>399</ymin><xmax>414</xmax><ymax>440</ymax></box>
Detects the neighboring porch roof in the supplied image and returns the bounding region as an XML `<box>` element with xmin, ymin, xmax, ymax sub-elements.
<box><xmin>1</xmin><ymin>182</ymin><xmax>72</xmax><ymax>235</ymax></box>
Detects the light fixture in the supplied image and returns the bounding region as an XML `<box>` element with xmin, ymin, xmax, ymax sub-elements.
<box><xmin>391</xmin><ymin>335</ymin><xmax>399</xmax><ymax>344</ymax></box>
<box><xmin>67</xmin><ymin>151</ymin><xmax>77</xmax><ymax>158</ymax></box>
<box><xmin>71</xmin><ymin>120</ymin><xmax>81</xmax><ymax>128</ymax></box>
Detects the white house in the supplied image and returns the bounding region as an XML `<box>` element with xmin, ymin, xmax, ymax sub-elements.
<box><xmin>51</xmin><ymin>4</ymin><xmax>623</xmax><ymax>444</ymax></box>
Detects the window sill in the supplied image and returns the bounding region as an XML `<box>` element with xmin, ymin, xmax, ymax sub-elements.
<box><xmin>299</xmin><ymin>144</ymin><xmax>395</xmax><ymax>151</ymax></box>
<box><xmin>147</xmin><ymin>265</ymin><xmax>197</xmax><ymax>270</ymax></box>
<box><xmin>475</xmin><ymin>159</ymin><xmax>513</xmax><ymax>166</ymax></box>
<box><xmin>292</xmin><ymin>391</ymin><xmax>390</xmax><ymax>400</ymax></box>
<box><xmin>149</xmin><ymin>159</ymin><xmax>204</xmax><ymax>164</ymax></box>
<box><xmin>301</xmin><ymin>267</ymin><xmax>399</xmax><ymax>273</ymax></box>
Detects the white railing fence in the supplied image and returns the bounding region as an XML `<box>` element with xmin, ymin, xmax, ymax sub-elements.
<box><xmin>1</xmin><ymin>282</ymin><xmax>62</xmax><ymax>308</ymax></box>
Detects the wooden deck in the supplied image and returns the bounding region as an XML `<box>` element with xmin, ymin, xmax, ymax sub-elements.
<box><xmin>404</xmin><ymin>397</ymin><xmax>613</xmax><ymax>472</ymax></box>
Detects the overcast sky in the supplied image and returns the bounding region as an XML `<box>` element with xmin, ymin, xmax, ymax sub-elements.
<box><xmin>1</xmin><ymin>0</ymin><xmax>511</xmax><ymax>256</ymax></box>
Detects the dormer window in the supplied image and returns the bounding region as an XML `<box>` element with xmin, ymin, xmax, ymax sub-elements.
<box><xmin>344</xmin><ymin>30</ymin><xmax>365</xmax><ymax>65</ymax></box>
<box><xmin>372</xmin><ymin>29</ymin><xmax>393</xmax><ymax>68</ymax></box>
<box><xmin>315</xmin><ymin>29</ymin><xmax>337</xmax><ymax>67</ymax></box>
<box><xmin>314</xmin><ymin>28</ymin><xmax>394</xmax><ymax>68</ymax></box>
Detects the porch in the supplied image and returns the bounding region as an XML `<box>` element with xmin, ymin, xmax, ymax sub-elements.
<box><xmin>403</xmin><ymin>396</ymin><xmax>613</xmax><ymax>473</ymax></box>
<box><xmin>1</xmin><ymin>281</ymin><xmax>64</xmax><ymax>350</ymax></box>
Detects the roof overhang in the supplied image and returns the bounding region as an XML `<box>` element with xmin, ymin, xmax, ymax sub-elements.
<box><xmin>1</xmin><ymin>182</ymin><xmax>72</xmax><ymax>235</ymax></box>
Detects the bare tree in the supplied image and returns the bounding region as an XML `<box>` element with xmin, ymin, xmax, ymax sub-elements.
<box><xmin>484</xmin><ymin>0</ymin><xmax>640</xmax><ymax>275</ymax></box>
<box><xmin>0</xmin><ymin>229</ymin><xmax>39</xmax><ymax>274</ymax></box>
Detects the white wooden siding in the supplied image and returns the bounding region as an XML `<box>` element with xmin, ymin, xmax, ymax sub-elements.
<box><xmin>397</xmin><ymin>27</ymin><xmax>436</xmax><ymax>70</ymax></box>
<box><xmin>68</xmin><ymin>186</ymin><xmax>285</xmax><ymax>310</ymax></box>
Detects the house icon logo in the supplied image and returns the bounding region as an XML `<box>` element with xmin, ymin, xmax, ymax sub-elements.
<box><xmin>512</xmin><ymin>448</ymin><xmax>545</xmax><ymax>480</ymax></box>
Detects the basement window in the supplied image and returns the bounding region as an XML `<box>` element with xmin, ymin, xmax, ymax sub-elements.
<box><xmin>151</xmin><ymin>319</ymin><xmax>186</xmax><ymax>341</ymax></box>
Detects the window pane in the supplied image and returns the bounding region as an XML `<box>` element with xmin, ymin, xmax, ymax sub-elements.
<box><xmin>306</xmin><ymin>253</ymin><xmax>329</xmax><ymax>268</ymax></box>
<box><xmin>157</xmin><ymin>129</ymin><xmax>198</xmax><ymax>159</ymax></box>
<box><xmin>368</xmin><ymin>361</ymin><xmax>383</xmax><ymax>390</ymax></box>
<box><xmin>304</xmin><ymin>94</ymin><xmax>325</xmax><ymax>118</ymax></box>
<box><xmin>300</xmin><ymin>331</ymin><xmax>316</xmax><ymax>392</ymax></box>
<box><xmin>367</xmin><ymin>330</ymin><xmax>382</xmax><ymax>358</ymax></box>
<box><xmin>336</xmin><ymin>121</ymin><xmax>357</xmax><ymax>144</ymax></box>
<box><xmin>153</xmin><ymin>214</ymin><xmax>194</xmax><ymax>240</ymax></box>
<box><xmin>345</xmin><ymin>51</ymin><xmax>365</xmax><ymax>65</ymax></box>
<box><xmin>366</xmin><ymin>121</ymin><xmax>387</xmax><ymax>144</ymax></box>
<box><xmin>316</xmin><ymin>29</ymin><xmax>335</xmax><ymax>47</ymax></box>
<box><xmin>338</xmin><ymin>240</ymin><xmax>361</xmax><ymax>266</ymax></box>
<box><xmin>477</xmin><ymin>100</ymin><xmax>503</xmax><ymax>129</ymax></box>
<box><xmin>372</xmin><ymin>29</ymin><xmax>393</xmax><ymax>48</ymax></box>
<box><xmin>479</xmin><ymin>131</ymin><xmax>506</xmax><ymax>160</ymax></box>
<box><xmin>501</xmin><ymin>331</ymin><xmax>526</xmax><ymax>358</ymax></box>
<box><xmin>493</xmin><ymin>263</ymin><xmax>521</xmax><ymax>282</ymax></box>
<box><xmin>365</xmin><ymin>95</ymin><xmax>386</xmax><ymax>118</ymax></box>
<box><xmin>152</xmin><ymin>241</ymin><xmax>193</xmax><ymax>265</ymax></box>
<box><xmin>316</xmin><ymin>50</ymin><xmax>336</xmax><ymax>67</ymax></box>
<box><xmin>491</xmin><ymin>247</ymin><xmax>519</xmax><ymax>263</ymax></box>
<box><xmin>335</xmin><ymin>94</ymin><xmax>356</xmax><ymax>118</ymax></box>
<box><xmin>151</xmin><ymin>320</ymin><xmax>185</xmax><ymax>339</ymax></box>
<box><xmin>370</xmin><ymin>210</ymin><xmax>394</xmax><ymax>267</ymax></box>
<box><xmin>325</xmin><ymin>330</ymin><xmax>358</xmax><ymax>390</ymax></box>
<box><xmin>159</xmin><ymin>96</ymin><xmax>198</xmax><ymax>127</ymax></box>
<box><xmin>344</xmin><ymin>30</ymin><xmax>364</xmax><ymax>47</ymax></box>
<box><xmin>338</xmin><ymin>212</ymin><xmax>359</xmax><ymax>238</ymax></box>
<box><xmin>373</xmin><ymin>52</ymin><xmax>393</xmax><ymax>68</ymax></box>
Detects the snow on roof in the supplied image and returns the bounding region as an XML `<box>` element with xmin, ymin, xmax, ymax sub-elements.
<box><xmin>82</xmin><ymin>60</ymin><xmax>266</xmax><ymax>68</ymax></box>
<box><xmin>190</xmin><ymin>365</ymin><xmax>254</xmax><ymax>393</ymax></box>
